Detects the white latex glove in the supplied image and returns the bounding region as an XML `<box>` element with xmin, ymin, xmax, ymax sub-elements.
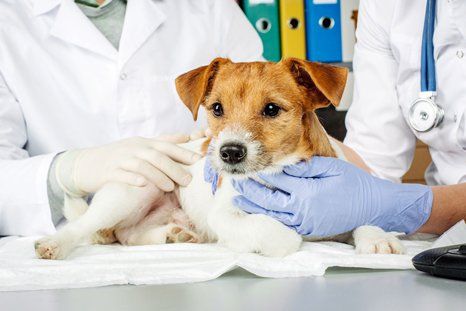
<box><xmin>189</xmin><ymin>128</ymin><xmax>212</xmax><ymax>140</ymax></box>
<box><xmin>55</xmin><ymin>135</ymin><xmax>201</xmax><ymax>196</ymax></box>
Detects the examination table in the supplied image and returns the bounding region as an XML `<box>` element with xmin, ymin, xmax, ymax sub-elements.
<box><xmin>1</xmin><ymin>267</ymin><xmax>465</xmax><ymax>311</ymax></box>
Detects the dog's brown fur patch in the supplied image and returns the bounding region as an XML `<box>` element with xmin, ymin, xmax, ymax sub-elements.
<box><xmin>93</xmin><ymin>228</ymin><xmax>117</xmax><ymax>244</ymax></box>
<box><xmin>176</xmin><ymin>58</ymin><xmax>347</xmax><ymax>163</ymax></box>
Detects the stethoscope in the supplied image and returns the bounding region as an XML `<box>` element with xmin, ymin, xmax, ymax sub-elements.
<box><xmin>409</xmin><ymin>0</ymin><xmax>445</xmax><ymax>132</ymax></box>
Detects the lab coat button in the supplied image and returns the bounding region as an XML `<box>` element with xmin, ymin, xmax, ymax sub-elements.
<box><xmin>456</xmin><ymin>50</ymin><xmax>464</xmax><ymax>59</ymax></box>
<box><xmin>454</xmin><ymin>114</ymin><xmax>458</xmax><ymax>122</ymax></box>
<box><xmin>120</xmin><ymin>73</ymin><xmax>128</xmax><ymax>80</ymax></box>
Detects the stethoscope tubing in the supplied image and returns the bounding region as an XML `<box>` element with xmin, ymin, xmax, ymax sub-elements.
<box><xmin>409</xmin><ymin>0</ymin><xmax>444</xmax><ymax>133</ymax></box>
<box><xmin>421</xmin><ymin>0</ymin><xmax>437</xmax><ymax>93</ymax></box>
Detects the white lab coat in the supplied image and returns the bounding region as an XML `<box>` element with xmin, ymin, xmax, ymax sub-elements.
<box><xmin>0</xmin><ymin>0</ymin><xmax>263</xmax><ymax>236</ymax></box>
<box><xmin>345</xmin><ymin>0</ymin><xmax>466</xmax><ymax>186</ymax></box>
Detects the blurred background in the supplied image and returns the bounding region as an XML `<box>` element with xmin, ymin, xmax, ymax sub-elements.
<box><xmin>236</xmin><ymin>0</ymin><xmax>430</xmax><ymax>184</ymax></box>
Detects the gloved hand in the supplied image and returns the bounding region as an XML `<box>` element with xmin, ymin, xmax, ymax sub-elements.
<box><xmin>55</xmin><ymin>135</ymin><xmax>201</xmax><ymax>196</ymax></box>
<box><xmin>204</xmin><ymin>156</ymin><xmax>219</xmax><ymax>195</ymax></box>
<box><xmin>232</xmin><ymin>157</ymin><xmax>433</xmax><ymax>237</ymax></box>
<box><xmin>190</xmin><ymin>127</ymin><xmax>212</xmax><ymax>141</ymax></box>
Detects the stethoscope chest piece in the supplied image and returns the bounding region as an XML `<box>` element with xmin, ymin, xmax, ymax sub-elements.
<box><xmin>410</xmin><ymin>0</ymin><xmax>444</xmax><ymax>133</ymax></box>
<box><xmin>409</xmin><ymin>96</ymin><xmax>444</xmax><ymax>132</ymax></box>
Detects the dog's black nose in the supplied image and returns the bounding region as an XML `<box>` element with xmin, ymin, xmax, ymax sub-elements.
<box><xmin>220</xmin><ymin>144</ymin><xmax>247</xmax><ymax>164</ymax></box>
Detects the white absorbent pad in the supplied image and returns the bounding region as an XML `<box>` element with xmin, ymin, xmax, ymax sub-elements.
<box><xmin>2</xmin><ymin>221</ymin><xmax>465</xmax><ymax>292</ymax></box>
<box><xmin>0</xmin><ymin>237</ymin><xmax>431</xmax><ymax>292</ymax></box>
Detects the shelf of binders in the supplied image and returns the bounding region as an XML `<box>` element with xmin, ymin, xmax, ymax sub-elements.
<box><xmin>241</xmin><ymin>0</ymin><xmax>359</xmax><ymax>64</ymax></box>
<box><xmin>241</xmin><ymin>0</ymin><xmax>359</xmax><ymax>111</ymax></box>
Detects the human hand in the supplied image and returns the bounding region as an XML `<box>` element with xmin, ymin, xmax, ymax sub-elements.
<box><xmin>56</xmin><ymin>135</ymin><xmax>202</xmax><ymax>195</ymax></box>
<box><xmin>189</xmin><ymin>128</ymin><xmax>212</xmax><ymax>141</ymax></box>
<box><xmin>232</xmin><ymin>157</ymin><xmax>433</xmax><ymax>237</ymax></box>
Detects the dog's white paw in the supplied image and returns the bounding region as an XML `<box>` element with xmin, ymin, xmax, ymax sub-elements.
<box><xmin>166</xmin><ymin>225</ymin><xmax>199</xmax><ymax>244</ymax></box>
<box><xmin>221</xmin><ymin>214</ymin><xmax>302</xmax><ymax>257</ymax></box>
<box><xmin>258</xmin><ymin>223</ymin><xmax>302</xmax><ymax>257</ymax></box>
<box><xmin>34</xmin><ymin>237</ymin><xmax>66</xmax><ymax>260</ymax></box>
<box><xmin>353</xmin><ymin>226</ymin><xmax>405</xmax><ymax>255</ymax></box>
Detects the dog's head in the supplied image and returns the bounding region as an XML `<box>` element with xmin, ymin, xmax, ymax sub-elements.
<box><xmin>175</xmin><ymin>58</ymin><xmax>348</xmax><ymax>176</ymax></box>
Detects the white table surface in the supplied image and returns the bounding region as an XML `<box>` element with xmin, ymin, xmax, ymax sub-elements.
<box><xmin>1</xmin><ymin>267</ymin><xmax>465</xmax><ymax>311</ymax></box>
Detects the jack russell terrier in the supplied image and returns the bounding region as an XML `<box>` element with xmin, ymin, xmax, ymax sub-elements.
<box><xmin>35</xmin><ymin>58</ymin><xmax>404</xmax><ymax>259</ymax></box>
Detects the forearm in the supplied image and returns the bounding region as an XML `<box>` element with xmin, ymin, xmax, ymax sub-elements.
<box><xmin>418</xmin><ymin>183</ymin><xmax>466</xmax><ymax>235</ymax></box>
<box><xmin>330</xmin><ymin>139</ymin><xmax>466</xmax><ymax>235</ymax></box>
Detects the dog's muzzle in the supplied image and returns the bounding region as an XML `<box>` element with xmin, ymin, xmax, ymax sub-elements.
<box><xmin>219</xmin><ymin>143</ymin><xmax>247</xmax><ymax>164</ymax></box>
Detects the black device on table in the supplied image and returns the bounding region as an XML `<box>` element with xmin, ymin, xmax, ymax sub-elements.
<box><xmin>413</xmin><ymin>244</ymin><xmax>466</xmax><ymax>281</ymax></box>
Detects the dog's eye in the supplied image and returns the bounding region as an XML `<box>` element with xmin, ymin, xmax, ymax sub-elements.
<box><xmin>212</xmin><ymin>102</ymin><xmax>224</xmax><ymax>117</ymax></box>
<box><xmin>262</xmin><ymin>103</ymin><xmax>281</xmax><ymax>118</ymax></box>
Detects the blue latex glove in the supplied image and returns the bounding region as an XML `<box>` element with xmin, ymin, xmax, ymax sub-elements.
<box><xmin>231</xmin><ymin>157</ymin><xmax>433</xmax><ymax>237</ymax></box>
<box><xmin>204</xmin><ymin>157</ymin><xmax>219</xmax><ymax>195</ymax></box>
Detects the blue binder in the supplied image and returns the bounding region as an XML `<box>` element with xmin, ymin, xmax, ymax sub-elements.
<box><xmin>305</xmin><ymin>0</ymin><xmax>342</xmax><ymax>63</ymax></box>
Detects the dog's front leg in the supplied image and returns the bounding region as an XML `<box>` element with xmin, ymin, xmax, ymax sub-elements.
<box><xmin>207</xmin><ymin>179</ymin><xmax>302</xmax><ymax>257</ymax></box>
<box><xmin>35</xmin><ymin>182</ymin><xmax>155</xmax><ymax>259</ymax></box>
<box><xmin>350</xmin><ymin>226</ymin><xmax>405</xmax><ymax>254</ymax></box>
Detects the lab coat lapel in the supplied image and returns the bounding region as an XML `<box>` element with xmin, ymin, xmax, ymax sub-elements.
<box><xmin>118</xmin><ymin>0</ymin><xmax>166</xmax><ymax>68</ymax></box>
<box><xmin>49</xmin><ymin>0</ymin><xmax>118</xmax><ymax>60</ymax></box>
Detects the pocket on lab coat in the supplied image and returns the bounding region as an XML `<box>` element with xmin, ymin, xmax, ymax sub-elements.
<box><xmin>143</xmin><ymin>75</ymin><xmax>207</xmax><ymax>137</ymax></box>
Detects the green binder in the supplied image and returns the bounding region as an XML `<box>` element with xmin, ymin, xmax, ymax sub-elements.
<box><xmin>242</xmin><ymin>0</ymin><xmax>281</xmax><ymax>62</ymax></box>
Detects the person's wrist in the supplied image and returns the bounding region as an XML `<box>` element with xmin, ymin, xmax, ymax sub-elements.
<box><xmin>55</xmin><ymin>150</ymin><xmax>88</xmax><ymax>197</ymax></box>
<box><xmin>376</xmin><ymin>182</ymin><xmax>433</xmax><ymax>234</ymax></box>
<box><xmin>403</xmin><ymin>185</ymin><xmax>433</xmax><ymax>234</ymax></box>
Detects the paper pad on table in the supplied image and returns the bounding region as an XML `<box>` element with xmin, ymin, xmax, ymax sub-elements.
<box><xmin>0</xmin><ymin>235</ymin><xmax>434</xmax><ymax>291</ymax></box>
<box><xmin>4</xmin><ymin>220</ymin><xmax>466</xmax><ymax>291</ymax></box>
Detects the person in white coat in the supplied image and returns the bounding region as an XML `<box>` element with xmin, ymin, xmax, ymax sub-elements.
<box><xmin>231</xmin><ymin>0</ymin><xmax>465</xmax><ymax>237</ymax></box>
<box><xmin>343</xmin><ymin>0</ymin><xmax>466</xmax><ymax>233</ymax></box>
<box><xmin>0</xmin><ymin>0</ymin><xmax>263</xmax><ymax>236</ymax></box>
<box><xmin>345</xmin><ymin>0</ymin><xmax>466</xmax><ymax>186</ymax></box>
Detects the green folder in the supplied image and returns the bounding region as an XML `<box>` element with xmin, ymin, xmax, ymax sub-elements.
<box><xmin>242</xmin><ymin>0</ymin><xmax>281</xmax><ymax>62</ymax></box>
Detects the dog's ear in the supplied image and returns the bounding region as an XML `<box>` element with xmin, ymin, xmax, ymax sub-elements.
<box><xmin>175</xmin><ymin>58</ymin><xmax>230</xmax><ymax>120</ymax></box>
<box><xmin>283</xmin><ymin>58</ymin><xmax>348</xmax><ymax>109</ymax></box>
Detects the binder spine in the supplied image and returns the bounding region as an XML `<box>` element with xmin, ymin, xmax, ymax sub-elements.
<box><xmin>243</xmin><ymin>0</ymin><xmax>281</xmax><ymax>62</ymax></box>
<box><xmin>279</xmin><ymin>0</ymin><xmax>306</xmax><ymax>59</ymax></box>
<box><xmin>305</xmin><ymin>0</ymin><xmax>343</xmax><ymax>63</ymax></box>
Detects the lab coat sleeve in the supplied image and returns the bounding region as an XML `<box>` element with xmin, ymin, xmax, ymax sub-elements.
<box><xmin>0</xmin><ymin>72</ymin><xmax>56</xmax><ymax>236</ymax></box>
<box><xmin>344</xmin><ymin>0</ymin><xmax>416</xmax><ymax>183</ymax></box>
<box><xmin>213</xmin><ymin>0</ymin><xmax>264</xmax><ymax>62</ymax></box>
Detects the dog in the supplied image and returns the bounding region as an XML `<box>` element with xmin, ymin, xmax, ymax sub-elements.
<box><xmin>35</xmin><ymin>58</ymin><xmax>404</xmax><ymax>259</ymax></box>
